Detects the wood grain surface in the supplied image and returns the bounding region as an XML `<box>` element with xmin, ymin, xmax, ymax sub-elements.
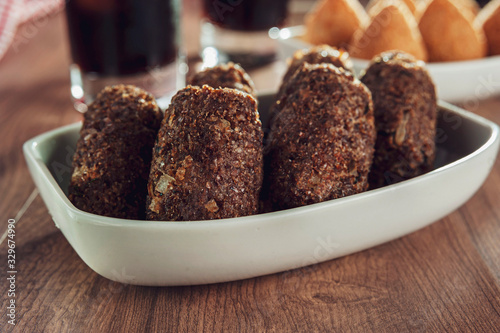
<box><xmin>1</xmin><ymin>9</ymin><xmax>500</xmax><ymax>333</ymax></box>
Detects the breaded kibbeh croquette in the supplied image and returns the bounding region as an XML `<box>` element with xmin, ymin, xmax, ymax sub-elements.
<box><xmin>188</xmin><ymin>62</ymin><xmax>256</xmax><ymax>96</ymax></box>
<box><xmin>278</xmin><ymin>45</ymin><xmax>353</xmax><ymax>97</ymax></box>
<box><xmin>266</xmin><ymin>63</ymin><xmax>376</xmax><ymax>210</ymax></box>
<box><xmin>69</xmin><ymin>85</ymin><xmax>163</xmax><ymax>219</ymax></box>
<box><xmin>146</xmin><ymin>85</ymin><xmax>263</xmax><ymax>221</ymax></box>
<box><xmin>450</xmin><ymin>0</ymin><xmax>480</xmax><ymax>18</ymax></box>
<box><xmin>361</xmin><ymin>51</ymin><xmax>437</xmax><ymax>188</ymax></box>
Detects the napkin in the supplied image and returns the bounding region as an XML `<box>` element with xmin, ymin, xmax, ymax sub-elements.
<box><xmin>0</xmin><ymin>0</ymin><xmax>63</xmax><ymax>61</ymax></box>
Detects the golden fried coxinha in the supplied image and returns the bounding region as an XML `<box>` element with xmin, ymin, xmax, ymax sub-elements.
<box><xmin>476</xmin><ymin>0</ymin><xmax>500</xmax><ymax>56</ymax></box>
<box><xmin>418</xmin><ymin>0</ymin><xmax>486</xmax><ymax>61</ymax></box>
<box><xmin>303</xmin><ymin>0</ymin><xmax>369</xmax><ymax>48</ymax></box>
<box><xmin>349</xmin><ymin>0</ymin><xmax>427</xmax><ymax>61</ymax></box>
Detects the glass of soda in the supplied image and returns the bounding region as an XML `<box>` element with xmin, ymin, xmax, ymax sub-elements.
<box><xmin>201</xmin><ymin>0</ymin><xmax>290</xmax><ymax>69</ymax></box>
<box><xmin>65</xmin><ymin>0</ymin><xmax>185</xmax><ymax>112</ymax></box>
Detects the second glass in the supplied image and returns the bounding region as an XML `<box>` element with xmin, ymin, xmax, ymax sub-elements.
<box><xmin>200</xmin><ymin>0</ymin><xmax>289</xmax><ymax>68</ymax></box>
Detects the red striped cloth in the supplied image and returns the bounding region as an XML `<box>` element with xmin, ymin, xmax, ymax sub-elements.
<box><xmin>0</xmin><ymin>0</ymin><xmax>63</xmax><ymax>60</ymax></box>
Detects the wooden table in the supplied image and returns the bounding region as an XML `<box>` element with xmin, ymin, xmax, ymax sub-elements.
<box><xmin>1</xmin><ymin>10</ymin><xmax>500</xmax><ymax>333</ymax></box>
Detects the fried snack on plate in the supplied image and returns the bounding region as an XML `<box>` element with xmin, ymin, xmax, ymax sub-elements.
<box><xmin>476</xmin><ymin>0</ymin><xmax>500</xmax><ymax>56</ymax></box>
<box><xmin>187</xmin><ymin>62</ymin><xmax>256</xmax><ymax>96</ymax></box>
<box><xmin>361</xmin><ymin>51</ymin><xmax>437</xmax><ymax>188</ymax></box>
<box><xmin>367</xmin><ymin>0</ymin><xmax>417</xmax><ymax>15</ymax></box>
<box><xmin>415</xmin><ymin>0</ymin><xmax>479</xmax><ymax>22</ymax></box>
<box><xmin>69</xmin><ymin>85</ymin><xmax>163</xmax><ymax>219</ymax></box>
<box><xmin>146</xmin><ymin>85</ymin><xmax>263</xmax><ymax>221</ymax></box>
<box><xmin>303</xmin><ymin>0</ymin><xmax>369</xmax><ymax>48</ymax></box>
<box><xmin>266</xmin><ymin>63</ymin><xmax>376</xmax><ymax>210</ymax></box>
<box><xmin>278</xmin><ymin>45</ymin><xmax>353</xmax><ymax>97</ymax></box>
<box><xmin>453</xmin><ymin>0</ymin><xmax>480</xmax><ymax>16</ymax></box>
<box><xmin>418</xmin><ymin>0</ymin><xmax>486</xmax><ymax>61</ymax></box>
<box><xmin>349</xmin><ymin>0</ymin><xmax>427</xmax><ymax>61</ymax></box>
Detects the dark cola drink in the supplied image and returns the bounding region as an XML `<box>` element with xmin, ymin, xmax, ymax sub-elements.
<box><xmin>201</xmin><ymin>0</ymin><xmax>290</xmax><ymax>68</ymax></box>
<box><xmin>204</xmin><ymin>0</ymin><xmax>288</xmax><ymax>31</ymax></box>
<box><xmin>65</xmin><ymin>0</ymin><xmax>184</xmax><ymax>111</ymax></box>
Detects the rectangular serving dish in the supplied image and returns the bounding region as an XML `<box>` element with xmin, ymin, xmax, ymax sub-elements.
<box><xmin>278</xmin><ymin>26</ymin><xmax>500</xmax><ymax>103</ymax></box>
<box><xmin>23</xmin><ymin>95</ymin><xmax>499</xmax><ymax>286</ymax></box>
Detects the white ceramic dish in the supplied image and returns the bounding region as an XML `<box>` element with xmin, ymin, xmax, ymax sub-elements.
<box><xmin>278</xmin><ymin>26</ymin><xmax>500</xmax><ymax>103</ymax></box>
<box><xmin>23</xmin><ymin>94</ymin><xmax>499</xmax><ymax>286</ymax></box>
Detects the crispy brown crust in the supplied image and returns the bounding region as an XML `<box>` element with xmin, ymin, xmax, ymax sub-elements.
<box><xmin>265</xmin><ymin>63</ymin><xmax>376</xmax><ymax>210</ymax></box>
<box><xmin>146</xmin><ymin>85</ymin><xmax>263</xmax><ymax>221</ymax></box>
<box><xmin>361</xmin><ymin>51</ymin><xmax>437</xmax><ymax>188</ymax></box>
<box><xmin>68</xmin><ymin>85</ymin><xmax>163</xmax><ymax>219</ymax></box>
<box><xmin>269</xmin><ymin>45</ymin><xmax>354</xmax><ymax>131</ymax></box>
<box><xmin>278</xmin><ymin>45</ymin><xmax>353</xmax><ymax>97</ymax></box>
<box><xmin>187</xmin><ymin>62</ymin><xmax>256</xmax><ymax>96</ymax></box>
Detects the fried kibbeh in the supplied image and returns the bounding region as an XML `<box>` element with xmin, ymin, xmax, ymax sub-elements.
<box><xmin>68</xmin><ymin>85</ymin><xmax>163</xmax><ymax>219</ymax></box>
<box><xmin>476</xmin><ymin>0</ymin><xmax>500</xmax><ymax>56</ymax></box>
<box><xmin>188</xmin><ymin>62</ymin><xmax>256</xmax><ymax>96</ymax></box>
<box><xmin>349</xmin><ymin>0</ymin><xmax>428</xmax><ymax>61</ymax></box>
<box><xmin>304</xmin><ymin>0</ymin><xmax>369</xmax><ymax>48</ymax></box>
<box><xmin>418</xmin><ymin>0</ymin><xmax>486</xmax><ymax>61</ymax></box>
<box><xmin>146</xmin><ymin>85</ymin><xmax>263</xmax><ymax>221</ymax></box>
<box><xmin>361</xmin><ymin>51</ymin><xmax>437</xmax><ymax>188</ymax></box>
<box><xmin>278</xmin><ymin>45</ymin><xmax>353</xmax><ymax>97</ymax></box>
<box><xmin>266</xmin><ymin>63</ymin><xmax>376</xmax><ymax>210</ymax></box>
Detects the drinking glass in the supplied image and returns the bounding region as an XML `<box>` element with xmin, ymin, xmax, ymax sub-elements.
<box><xmin>200</xmin><ymin>0</ymin><xmax>290</xmax><ymax>69</ymax></box>
<box><xmin>65</xmin><ymin>0</ymin><xmax>185</xmax><ymax>111</ymax></box>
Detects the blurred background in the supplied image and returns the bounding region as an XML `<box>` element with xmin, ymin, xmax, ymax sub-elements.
<box><xmin>1</xmin><ymin>0</ymin><xmax>497</xmax><ymax>110</ymax></box>
<box><xmin>0</xmin><ymin>0</ymin><xmax>319</xmax><ymax>104</ymax></box>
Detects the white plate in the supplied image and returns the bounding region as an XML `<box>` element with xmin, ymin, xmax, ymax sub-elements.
<box><xmin>278</xmin><ymin>26</ymin><xmax>500</xmax><ymax>103</ymax></box>
<box><xmin>23</xmin><ymin>95</ymin><xmax>499</xmax><ymax>286</ymax></box>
